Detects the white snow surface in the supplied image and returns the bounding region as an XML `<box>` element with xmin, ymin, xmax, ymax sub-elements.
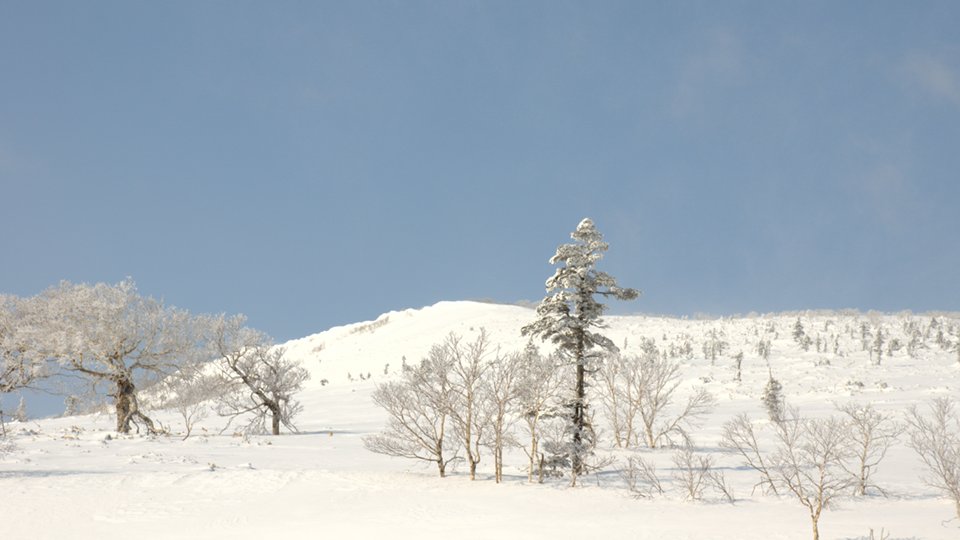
<box><xmin>3</xmin><ymin>301</ymin><xmax>959</xmax><ymax>539</ymax></box>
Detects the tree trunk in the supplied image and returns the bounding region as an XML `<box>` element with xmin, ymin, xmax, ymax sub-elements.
<box><xmin>114</xmin><ymin>378</ymin><xmax>157</xmax><ymax>434</ymax></box>
<box><xmin>263</xmin><ymin>397</ymin><xmax>282</xmax><ymax>435</ymax></box>
<box><xmin>856</xmin><ymin>452</ymin><xmax>868</xmax><ymax>496</ymax></box>
<box><xmin>437</xmin><ymin>417</ymin><xmax>447</xmax><ymax>478</ymax></box>
<box><xmin>528</xmin><ymin>431</ymin><xmax>539</xmax><ymax>483</ymax></box>
<box><xmin>572</xmin><ymin>333</ymin><xmax>586</xmax><ymax>476</ymax></box>
<box><xmin>811</xmin><ymin>516</ymin><xmax>819</xmax><ymax>540</ymax></box>
<box><xmin>115</xmin><ymin>379</ymin><xmax>133</xmax><ymax>433</ymax></box>
<box><xmin>465</xmin><ymin>400</ymin><xmax>478</xmax><ymax>481</ymax></box>
<box><xmin>495</xmin><ymin>445</ymin><xmax>502</xmax><ymax>483</ymax></box>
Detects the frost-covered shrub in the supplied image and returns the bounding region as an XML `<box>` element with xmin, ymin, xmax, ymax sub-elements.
<box><xmin>762</xmin><ymin>375</ymin><xmax>785</xmax><ymax>424</ymax></box>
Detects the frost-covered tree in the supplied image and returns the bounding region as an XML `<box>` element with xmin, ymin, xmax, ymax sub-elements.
<box><xmin>872</xmin><ymin>329</ymin><xmax>885</xmax><ymax>366</ymax></box>
<box><xmin>13</xmin><ymin>396</ymin><xmax>26</xmax><ymax>423</ymax></box>
<box><xmin>733</xmin><ymin>351</ymin><xmax>744</xmax><ymax>384</ymax></box>
<box><xmin>756</xmin><ymin>339</ymin><xmax>772</xmax><ymax>362</ymax></box>
<box><xmin>793</xmin><ymin>318</ymin><xmax>806</xmax><ymax>344</ymax></box>
<box><xmin>703</xmin><ymin>329</ymin><xmax>728</xmax><ymax>363</ymax></box>
<box><xmin>62</xmin><ymin>395</ymin><xmax>80</xmax><ymax>417</ymax></box>
<box><xmin>32</xmin><ymin>280</ymin><xmax>202</xmax><ymax>434</ymax></box>
<box><xmin>156</xmin><ymin>364</ymin><xmax>219</xmax><ymax>440</ymax></box>
<box><xmin>522</xmin><ymin>218</ymin><xmax>638</xmax><ymax>479</ymax></box>
<box><xmin>210</xmin><ymin>314</ymin><xmax>309</xmax><ymax>435</ymax></box>
<box><xmin>0</xmin><ymin>294</ymin><xmax>47</xmax><ymax>394</ymax></box>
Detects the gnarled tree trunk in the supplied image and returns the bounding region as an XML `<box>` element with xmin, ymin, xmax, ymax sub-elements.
<box><xmin>114</xmin><ymin>377</ymin><xmax>157</xmax><ymax>434</ymax></box>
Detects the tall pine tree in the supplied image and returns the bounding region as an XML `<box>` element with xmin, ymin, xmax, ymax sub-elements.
<box><xmin>522</xmin><ymin>218</ymin><xmax>639</xmax><ymax>480</ymax></box>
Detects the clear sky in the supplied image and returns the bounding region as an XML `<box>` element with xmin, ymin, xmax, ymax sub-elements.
<box><xmin>2</xmin><ymin>1</ymin><xmax>959</xmax><ymax>343</ymax></box>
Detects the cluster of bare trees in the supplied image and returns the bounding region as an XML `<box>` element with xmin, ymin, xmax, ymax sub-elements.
<box><xmin>0</xmin><ymin>280</ymin><xmax>309</xmax><ymax>437</ymax></box>
<box><xmin>364</xmin><ymin>331</ymin><xmax>564</xmax><ymax>482</ymax></box>
<box><xmin>598</xmin><ymin>342</ymin><xmax>715</xmax><ymax>449</ymax></box>
<box><xmin>365</xmin><ymin>328</ymin><xmax>722</xmax><ymax>487</ymax></box>
<box><xmin>720</xmin><ymin>400</ymin><xmax>959</xmax><ymax>540</ymax></box>
<box><xmin>620</xmin><ymin>445</ymin><xmax>734</xmax><ymax>503</ymax></box>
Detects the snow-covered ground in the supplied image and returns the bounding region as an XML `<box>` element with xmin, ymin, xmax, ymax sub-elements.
<box><xmin>3</xmin><ymin>301</ymin><xmax>959</xmax><ymax>539</ymax></box>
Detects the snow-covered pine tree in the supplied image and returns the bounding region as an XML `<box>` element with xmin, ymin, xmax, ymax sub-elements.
<box><xmin>521</xmin><ymin>218</ymin><xmax>639</xmax><ymax>480</ymax></box>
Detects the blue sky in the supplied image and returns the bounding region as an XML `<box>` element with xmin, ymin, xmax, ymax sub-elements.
<box><xmin>2</xmin><ymin>1</ymin><xmax>959</xmax><ymax>343</ymax></box>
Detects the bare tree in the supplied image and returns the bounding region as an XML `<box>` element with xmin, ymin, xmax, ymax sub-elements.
<box><xmin>211</xmin><ymin>315</ymin><xmax>309</xmax><ymax>435</ymax></box>
<box><xmin>905</xmin><ymin>398</ymin><xmax>960</xmax><ymax>520</ymax></box>
<box><xmin>709</xmin><ymin>467</ymin><xmax>737</xmax><ymax>504</ymax></box>
<box><xmin>634</xmin><ymin>355</ymin><xmax>715</xmax><ymax>448</ymax></box>
<box><xmin>515</xmin><ymin>343</ymin><xmax>564</xmax><ymax>483</ymax></box>
<box><xmin>446</xmin><ymin>331</ymin><xmax>492</xmax><ymax>481</ymax></box>
<box><xmin>599</xmin><ymin>339</ymin><xmax>715</xmax><ymax>449</ymax></box>
<box><xmin>672</xmin><ymin>444</ymin><xmax>713</xmax><ymax>501</ymax></box>
<box><xmin>620</xmin><ymin>455</ymin><xmax>664</xmax><ymax>498</ymax></box>
<box><xmin>156</xmin><ymin>364</ymin><xmax>220</xmax><ymax>440</ymax></box>
<box><xmin>597</xmin><ymin>352</ymin><xmax>640</xmax><ymax>448</ymax></box>
<box><xmin>770</xmin><ymin>413</ymin><xmax>855</xmax><ymax>540</ymax></box>
<box><xmin>720</xmin><ymin>413</ymin><xmax>779</xmax><ymax>495</ymax></box>
<box><xmin>669</xmin><ymin>445</ymin><xmax>736</xmax><ymax>503</ymax></box>
<box><xmin>364</xmin><ymin>342</ymin><xmax>458</xmax><ymax>477</ymax></box>
<box><xmin>483</xmin><ymin>349</ymin><xmax>523</xmax><ymax>483</ymax></box>
<box><xmin>597</xmin><ymin>339</ymin><xmax>658</xmax><ymax>448</ymax></box>
<box><xmin>837</xmin><ymin>402</ymin><xmax>903</xmax><ymax>496</ymax></box>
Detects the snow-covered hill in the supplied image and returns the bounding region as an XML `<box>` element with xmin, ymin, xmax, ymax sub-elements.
<box><xmin>3</xmin><ymin>301</ymin><xmax>959</xmax><ymax>539</ymax></box>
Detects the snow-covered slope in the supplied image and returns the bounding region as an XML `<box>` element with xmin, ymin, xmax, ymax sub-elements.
<box><xmin>283</xmin><ymin>301</ymin><xmax>537</xmax><ymax>389</ymax></box>
<box><xmin>3</xmin><ymin>301</ymin><xmax>959</xmax><ymax>539</ymax></box>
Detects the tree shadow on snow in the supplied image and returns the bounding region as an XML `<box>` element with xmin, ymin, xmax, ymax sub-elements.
<box><xmin>0</xmin><ymin>469</ymin><xmax>113</xmax><ymax>479</ymax></box>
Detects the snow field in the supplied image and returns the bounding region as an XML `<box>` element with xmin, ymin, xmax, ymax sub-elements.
<box><xmin>2</xmin><ymin>301</ymin><xmax>959</xmax><ymax>539</ymax></box>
